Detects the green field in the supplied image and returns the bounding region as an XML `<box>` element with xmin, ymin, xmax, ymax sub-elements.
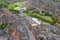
<box><xmin>39</xmin><ymin>15</ymin><xmax>53</xmax><ymax>22</ymax></box>
<box><xmin>24</xmin><ymin>10</ymin><xmax>57</xmax><ymax>25</ymax></box>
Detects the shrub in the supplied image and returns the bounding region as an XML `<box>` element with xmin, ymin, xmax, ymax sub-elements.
<box><xmin>0</xmin><ymin>22</ymin><xmax>8</xmax><ymax>30</ymax></box>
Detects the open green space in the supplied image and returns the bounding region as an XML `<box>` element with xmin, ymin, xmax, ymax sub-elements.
<box><xmin>7</xmin><ymin>2</ymin><xmax>21</xmax><ymax>13</ymax></box>
<box><xmin>24</xmin><ymin>10</ymin><xmax>57</xmax><ymax>25</ymax></box>
<box><xmin>7</xmin><ymin>2</ymin><xmax>26</xmax><ymax>13</ymax></box>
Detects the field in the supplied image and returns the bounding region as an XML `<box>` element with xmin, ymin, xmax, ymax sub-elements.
<box><xmin>24</xmin><ymin>10</ymin><xmax>56</xmax><ymax>25</ymax></box>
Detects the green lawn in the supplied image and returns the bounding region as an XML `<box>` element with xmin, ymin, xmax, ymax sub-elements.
<box><xmin>24</xmin><ymin>10</ymin><xmax>56</xmax><ymax>25</ymax></box>
<box><xmin>39</xmin><ymin>15</ymin><xmax>53</xmax><ymax>22</ymax></box>
<box><xmin>7</xmin><ymin>2</ymin><xmax>26</xmax><ymax>13</ymax></box>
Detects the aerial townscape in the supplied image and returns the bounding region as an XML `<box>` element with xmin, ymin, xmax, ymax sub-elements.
<box><xmin>0</xmin><ymin>0</ymin><xmax>60</xmax><ymax>40</ymax></box>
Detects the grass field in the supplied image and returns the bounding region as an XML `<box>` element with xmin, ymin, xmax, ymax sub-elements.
<box><xmin>39</xmin><ymin>15</ymin><xmax>53</xmax><ymax>22</ymax></box>
<box><xmin>24</xmin><ymin>10</ymin><xmax>56</xmax><ymax>25</ymax></box>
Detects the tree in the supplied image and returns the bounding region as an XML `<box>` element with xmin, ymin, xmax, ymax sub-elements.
<box><xmin>0</xmin><ymin>22</ymin><xmax>8</xmax><ymax>30</ymax></box>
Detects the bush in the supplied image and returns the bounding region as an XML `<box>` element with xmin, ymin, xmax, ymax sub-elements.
<box><xmin>0</xmin><ymin>22</ymin><xmax>8</xmax><ymax>30</ymax></box>
<box><xmin>0</xmin><ymin>0</ymin><xmax>9</xmax><ymax>8</ymax></box>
